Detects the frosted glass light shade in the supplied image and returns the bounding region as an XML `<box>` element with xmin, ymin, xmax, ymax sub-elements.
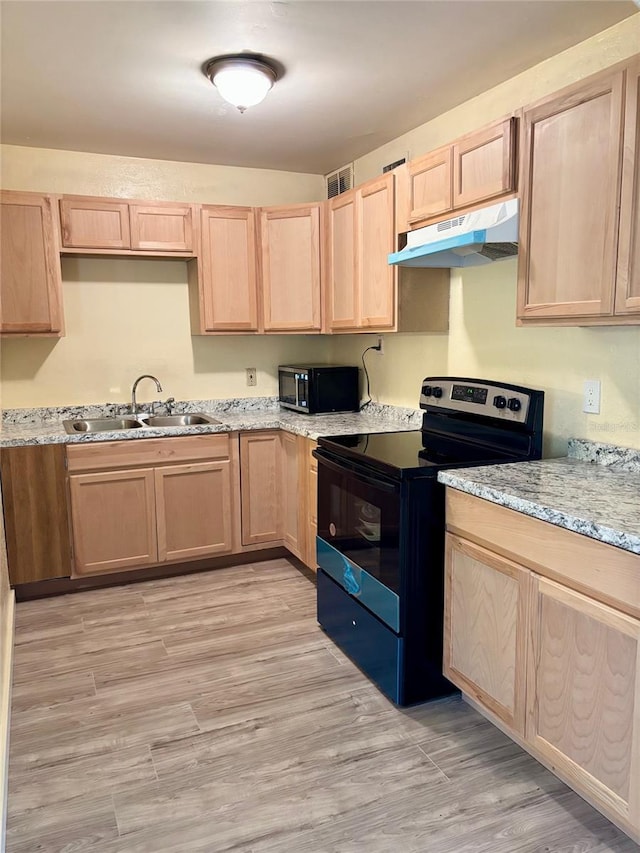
<box><xmin>205</xmin><ymin>56</ymin><xmax>279</xmax><ymax>113</ymax></box>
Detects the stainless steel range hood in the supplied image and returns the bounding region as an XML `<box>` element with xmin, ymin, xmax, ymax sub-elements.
<box><xmin>389</xmin><ymin>198</ymin><xmax>519</xmax><ymax>268</ymax></box>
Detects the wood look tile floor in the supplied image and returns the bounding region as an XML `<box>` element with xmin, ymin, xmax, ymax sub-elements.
<box><xmin>6</xmin><ymin>559</ymin><xmax>638</xmax><ymax>853</ymax></box>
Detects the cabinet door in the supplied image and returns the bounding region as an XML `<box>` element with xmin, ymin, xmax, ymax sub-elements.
<box><xmin>59</xmin><ymin>197</ymin><xmax>131</xmax><ymax>249</ymax></box>
<box><xmin>452</xmin><ymin>118</ymin><xmax>516</xmax><ymax>209</ymax></box>
<box><xmin>616</xmin><ymin>62</ymin><xmax>640</xmax><ymax>316</ymax></box>
<box><xmin>444</xmin><ymin>534</ymin><xmax>530</xmax><ymax>735</ymax></box>
<box><xmin>407</xmin><ymin>146</ymin><xmax>452</xmax><ymax>224</ymax></box>
<box><xmin>130</xmin><ymin>203</ymin><xmax>194</xmax><ymax>252</ymax></box>
<box><xmin>327</xmin><ymin>190</ymin><xmax>358</xmax><ymax>330</ymax></box>
<box><xmin>307</xmin><ymin>440</ymin><xmax>318</xmax><ymax>571</ymax></box>
<box><xmin>69</xmin><ymin>469</ymin><xmax>157</xmax><ymax>575</ymax></box>
<box><xmin>0</xmin><ymin>192</ymin><xmax>63</xmax><ymax>334</ymax></box>
<box><xmin>199</xmin><ymin>206</ymin><xmax>259</xmax><ymax>331</ymax></box>
<box><xmin>239</xmin><ymin>431</ymin><xmax>282</xmax><ymax>545</ymax></box>
<box><xmin>527</xmin><ymin>576</ymin><xmax>640</xmax><ymax>836</ymax></box>
<box><xmin>517</xmin><ymin>72</ymin><xmax>624</xmax><ymax>321</ymax></box>
<box><xmin>259</xmin><ymin>204</ymin><xmax>322</xmax><ymax>332</ymax></box>
<box><xmin>155</xmin><ymin>461</ymin><xmax>233</xmax><ymax>562</ymax></box>
<box><xmin>1</xmin><ymin>445</ymin><xmax>72</xmax><ymax>583</ymax></box>
<box><xmin>358</xmin><ymin>174</ymin><xmax>396</xmax><ymax>329</ymax></box>
<box><xmin>280</xmin><ymin>432</ymin><xmax>306</xmax><ymax>560</ymax></box>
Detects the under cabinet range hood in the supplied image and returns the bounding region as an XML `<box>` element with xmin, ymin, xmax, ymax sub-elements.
<box><xmin>388</xmin><ymin>198</ymin><xmax>519</xmax><ymax>268</ymax></box>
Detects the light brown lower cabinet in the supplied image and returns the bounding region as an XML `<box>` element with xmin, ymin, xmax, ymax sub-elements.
<box><xmin>155</xmin><ymin>461</ymin><xmax>233</xmax><ymax>561</ymax></box>
<box><xmin>69</xmin><ymin>468</ymin><xmax>158</xmax><ymax>575</ymax></box>
<box><xmin>444</xmin><ymin>490</ymin><xmax>640</xmax><ymax>843</ymax></box>
<box><xmin>239</xmin><ymin>431</ymin><xmax>282</xmax><ymax>546</ymax></box>
<box><xmin>67</xmin><ymin>434</ymin><xmax>235</xmax><ymax>576</ymax></box>
<box><xmin>238</xmin><ymin>430</ymin><xmax>317</xmax><ymax>569</ymax></box>
<box><xmin>444</xmin><ymin>535</ymin><xmax>529</xmax><ymax>735</ymax></box>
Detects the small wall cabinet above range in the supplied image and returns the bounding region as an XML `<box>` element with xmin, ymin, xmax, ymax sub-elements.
<box><xmin>398</xmin><ymin>117</ymin><xmax>517</xmax><ymax>231</ymax></box>
<box><xmin>59</xmin><ymin>195</ymin><xmax>196</xmax><ymax>255</ymax></box>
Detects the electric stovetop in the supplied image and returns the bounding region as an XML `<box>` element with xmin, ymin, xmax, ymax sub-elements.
<box><xmin>319</xmin><ymin>430</ymin><xmax>514</xmax><ymax>479</ymax></box>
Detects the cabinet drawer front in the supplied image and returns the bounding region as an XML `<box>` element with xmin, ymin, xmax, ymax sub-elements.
<box><xmin>67</xmin><ymin>434</ymin><xmax>230</xmax><ymax>472</ymax></box>
<box><xmin>445</xmin><ymin>489</ymin><xmax>640</xmax><ymax>619</ymax></box>
<box><xmin>60</xmin><ymin>198</ymin><xmax>131</xmax><ymax>249</ymax></box>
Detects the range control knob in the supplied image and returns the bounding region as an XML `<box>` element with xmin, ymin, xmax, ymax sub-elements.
<box><xmin>507</xmin><ymin>397</ymin><xmax>522</xmax><ymax>412</ymax></box>
<box><xmin>422</xmin><ymin>385</ymin><xmax>432</xmax><ymax>397</ymax></box>
<box><xmin>432</xmin><ymin>386</ymin><xmax>443</xmax><ymax>399</ymax></box>
<box><xmin>493</xmin><ymin>395</ymin><xmax>507</xmax><ymax>409</ymax></box>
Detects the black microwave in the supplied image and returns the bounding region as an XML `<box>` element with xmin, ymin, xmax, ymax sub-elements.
<box><xmin>278</xmin><ymin>365</ymin><xmax>359</xmax><ymax>414</ymax></box>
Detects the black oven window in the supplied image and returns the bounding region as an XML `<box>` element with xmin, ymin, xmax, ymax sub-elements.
<box><xmin>322</xmin><ymin>464</ymin><xmax>400</xmax><ymax>595</ymax></box>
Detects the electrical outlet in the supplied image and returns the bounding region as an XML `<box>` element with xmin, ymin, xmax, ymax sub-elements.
<box><xmin>583</xmin><ymin>379</ymin><xmax>601</xmax><ymax>414</ymax></box>
<box><xmin>246</xmin><ymin>367</ymin><xmax>257</xmax><ymax>387</ymax></box>
<box><xmin>375</xmin><ymin>335</ymin><xmax>384</xmax><ymax>354</ymax></box>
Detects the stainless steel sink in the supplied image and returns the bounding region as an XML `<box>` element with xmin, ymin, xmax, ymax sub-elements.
<box><xmin>63</xmin><ymin>417</ymin><xmax>144</xmax><ymax>434</ymax></box>
<box><xmin>144</xmin><ymin>414</ymin><xmax>221</xmax><ymax>427</ymax></box>
<box><xmin>63</xmin><ymin>412</ymin><xmax>222</xmax><ymax>434</ymax></box>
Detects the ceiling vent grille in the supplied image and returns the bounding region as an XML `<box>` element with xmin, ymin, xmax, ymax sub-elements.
<box><xmin>326</xmin><ymin>163</ymin><xmax>354</xmax><ymax>199</ymax></box>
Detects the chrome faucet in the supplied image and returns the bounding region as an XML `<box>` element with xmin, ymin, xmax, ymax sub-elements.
<box><xmin>130</xmin><ymin>374</ymin><xmax>163</xmax><ymax>416</ymax></box>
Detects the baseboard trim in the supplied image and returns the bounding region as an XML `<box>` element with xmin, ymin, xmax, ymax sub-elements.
<box><xmin>0</xmin><ymin>588</ymin><xmax>15</xmax><ymax>853</ymax></box>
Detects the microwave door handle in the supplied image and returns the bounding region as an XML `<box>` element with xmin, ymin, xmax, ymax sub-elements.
<box><xmin>315</xmin><ymin>452</ymin><xmax>398</xmax><ymax>494</ymax></box>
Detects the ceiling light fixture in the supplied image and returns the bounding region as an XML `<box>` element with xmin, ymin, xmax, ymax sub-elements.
<box><xmin>203</xmin><ymin>54</ymin><xmax>283</xmax><ymax>114</ymax></box>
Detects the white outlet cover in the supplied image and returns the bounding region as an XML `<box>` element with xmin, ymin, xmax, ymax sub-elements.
<box><xmin>583</xmin><ymin>379</ymin><xmax>601</xmax><ymax>414</ymax></box>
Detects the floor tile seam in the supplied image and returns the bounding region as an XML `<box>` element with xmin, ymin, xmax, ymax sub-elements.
<box><xmin>416</xmin><ymin>742</ymin><xmax>453</xmax><ymax>782</ymax></box>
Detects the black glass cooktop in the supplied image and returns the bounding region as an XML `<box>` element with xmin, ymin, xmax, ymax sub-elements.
<box><xmin>318</xmin><ymin>430</ymin><xmax>513</xmax><ymax>479</ymax></box>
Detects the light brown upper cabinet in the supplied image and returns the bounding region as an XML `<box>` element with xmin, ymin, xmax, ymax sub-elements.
<box><xmin>326</xmin><ymin>190</ymin><xmax>358</xmax><ymax>330</ymax></box>
<box><xmin>359</xmin><ymin>175</ymin><xmax>396</xmax><ymax>328</ymax></box>
<box><xmin>616</xmin><ymin>60</ymin><xmax>640</xmax><ymax>316</ymax></box>
<box><xmin>452</xmin><ymin>118</ymin><xmax>516</xmax><ymax>209</ymax></box>
<box><xmin>517</xmin><ymin>67</ymin><xmax>635</xmax><ymax>325</ymax></box>
<box><xmin>403</xmin><ymin>117</ymin><xmax>517</xmax><ymax>230</ymax></box>
<box><xmin>326</xmin><ymin>175</ymin><xmax>395</xmax><ymax>331</ymax></box>
<box><xmin>191</xmin><ymin>205</ymin><xmax>260</xmax><ymax>333</ymax></box>
<box><xmin>327</xmin><ymin>172</ymin><xmax>449</xmax><ymax>333</ymax></box>
<box><xmin>259</xmin><ymin>203</ymin><xmax>323</xmax><ymax>332</ymax></box>
<box><xmin>59</xmin><ymin>196</ymin><xmax>196</xmax><ymax>255</ymax></box>
<box><xmin>0</xmin><ymin>191</ymin><xmax>64</xmax><ymax>335</ymax></box>
<box><xmin>406</xmin><ymin>147</ymin><xmax>453</xmax><ymax>225</ymax></box>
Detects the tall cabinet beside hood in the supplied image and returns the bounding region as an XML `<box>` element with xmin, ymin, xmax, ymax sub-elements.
<box><xmin>517</xmin><ymin>58</ymin><xmax>640</xmax><ymax>326</ymax></box>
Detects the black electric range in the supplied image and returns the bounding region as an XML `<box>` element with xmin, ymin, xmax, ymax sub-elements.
<box><xmin>314</xmin><ymin>377</ymin><xmax>544</xmax><ymax>706</ymax></box>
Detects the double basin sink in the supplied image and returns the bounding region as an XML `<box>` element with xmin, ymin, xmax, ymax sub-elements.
<box><xmin>63</xmin><ymin>412</ymin><xmax>222</xmax><ymax>435</ymax></box>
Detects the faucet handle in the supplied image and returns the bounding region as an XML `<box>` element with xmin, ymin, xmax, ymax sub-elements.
<box><xmin>165</xmin><ymin>397</ymin><xmax>176</xmax><ymax>415</ymax></box>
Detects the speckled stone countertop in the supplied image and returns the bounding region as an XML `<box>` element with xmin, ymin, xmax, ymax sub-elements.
<box><xmin>0</xmin><ymin>397</ymin><xmax>423</xmax><ymax>447</ymax></box>
<box><xmin>438</xmin><ymin>439</ymin><xmax>640</xmax><ymax>555</ymax></box>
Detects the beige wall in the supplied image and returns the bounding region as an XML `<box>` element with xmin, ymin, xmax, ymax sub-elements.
<box><xmin>0</xmin><ymin>146</ymin><xmax>328</xmax><ymax>407</ymax></box>
<box><xmin>332</xmin><ymin>14</ymin><xmax>640</xmax><ymax>457</ymax></box>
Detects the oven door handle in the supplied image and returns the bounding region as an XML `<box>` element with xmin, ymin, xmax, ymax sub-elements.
<box><xmin>314</xmin><ymin>451</ymin><xmax>399</xmax><ymax>493</ymax></box>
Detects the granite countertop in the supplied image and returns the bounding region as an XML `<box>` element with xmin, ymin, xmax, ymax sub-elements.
<box><xmin>0</xmin><ymin>397</ymin><xmax>423</xmax><ymax>448</ymax></box>
<box><xmin>438</xmin><ymin>439</ymin><xmax>640</xmax><ymax>555</ymax></box>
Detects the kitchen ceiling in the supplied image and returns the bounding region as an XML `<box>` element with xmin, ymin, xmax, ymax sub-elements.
<box><xmin>0</xmin><ymin>0</ymin><xmax>636</xmax><ymax>175</ymax></box>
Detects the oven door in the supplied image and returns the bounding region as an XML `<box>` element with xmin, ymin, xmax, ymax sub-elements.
<box><xmin>315</xmin><ymin>450</ymin><xmax>401</xmax><ymax>631</ymax></box>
